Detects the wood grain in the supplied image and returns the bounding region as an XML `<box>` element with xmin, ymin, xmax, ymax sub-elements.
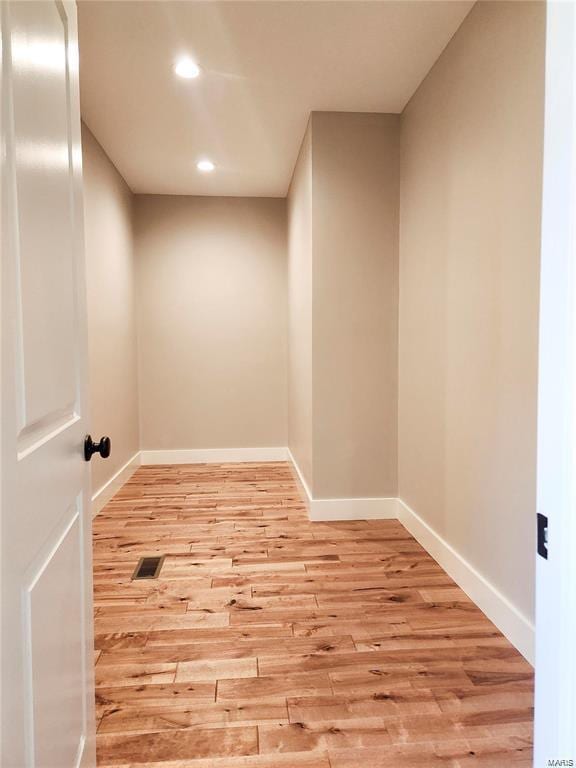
<box><xmin>93</xmin><ymin>461</ymin><xmax>534</xmax><ymax>767</ymax></box>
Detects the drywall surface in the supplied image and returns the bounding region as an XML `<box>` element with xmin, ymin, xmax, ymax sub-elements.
<box><xmin>398</xmin><ymin>0</ymin><xmax>545</xmax><ymax>622</ymax></box>
<box><xmin>134</xmin><ymin>195</ymin><xmax>288</xmax><ymax>450</ymax></box>
<box><xmin>312</xmin><ymin>112</ymin><xmax>399</xmax><ymax>499</ymax></box>
<box><xmin>287</xmin><ymin>123</ymin><xmax>314</xmax><ymax>488</ymax></box>
<box><xmin>82</xmin><ymin>123</ymin><xmax>140</xmax><ymax>493</ymax></box>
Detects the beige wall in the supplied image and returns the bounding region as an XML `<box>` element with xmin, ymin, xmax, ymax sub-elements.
<box><xmin>398</xmin><ymin>1</ymin><xmax>545</xmax><ymax>621</ymax></box>
<box><xmin>287</xmin><ymin>123</ymin><xmax>313</xmax><ymax>486</ymax></box>
<box><xmin>312</xmin><ymin>112</ymin><xmax>399</xmax><ymax>499</ymax></box>
<box><xmin>82</xmin><ymin>124</ymin><xmax>140</xmax><ymax>492</ymax></box>
<box><xmin>287</xmin><ymin>113</ymin><xmax>400</xmax><ymax>499</ymax></box>
<box><xmin>134</xmin><ymin>195</ymin><xmax>287</xmax><ymax>450</ymax></box>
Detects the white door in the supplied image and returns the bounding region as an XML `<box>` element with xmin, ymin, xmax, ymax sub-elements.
<box><xmin>1</xmin><ymin>2</ymin><xmax>96</xmax><ymax>767</ymax></box>
<box><xmin>534</xmin><ymin>1</ymin><xmax>576</xmax><ymax>766</ymax></box>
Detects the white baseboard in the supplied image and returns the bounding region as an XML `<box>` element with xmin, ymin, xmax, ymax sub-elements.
<box><xmin>91</xmin><ymin>451</ymin><xmax>141</xmax><ymax>517</ymax></box>
<box><xmin>287</xmin><ymin>448</ymin><xmax>397</xmax><ymax>521</ymax></box>
<box><xmin>140</xmin><ymin>447</ymin><xmax>289</xmax><ymax>465</ymax></box>
<box><xmin>287</xmin><ymin>448</ymin><xmax>313</xmax><ymax>514</ymax></box>
<box><xmin>397</xmin><ymin>498</ymin><xmax>535</xmax><ymax>664</ymax></box>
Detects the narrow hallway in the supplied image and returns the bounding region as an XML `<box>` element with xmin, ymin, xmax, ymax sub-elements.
<box><xmin>93</xmin><ymin>463</ymin><xmax>534</xmax><ymax>767</ymax></box>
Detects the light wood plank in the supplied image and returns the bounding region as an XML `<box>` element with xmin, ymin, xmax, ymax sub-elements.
<box><xmin>93</xmin><ymin>462</ymin><xmax>533</xmax><ymax>767</ymax></box>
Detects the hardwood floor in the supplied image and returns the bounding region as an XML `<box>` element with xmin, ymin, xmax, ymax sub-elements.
<box><xmin>92</xmin><ymin>462</ymin><xmax>534</xmax><ymax>767</ymax></box>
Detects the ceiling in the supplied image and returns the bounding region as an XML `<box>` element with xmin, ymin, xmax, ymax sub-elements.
<box><xmin>78</xmin><ymin>1</ymin><xmax>473</xmax><ymax>197</ymax></box>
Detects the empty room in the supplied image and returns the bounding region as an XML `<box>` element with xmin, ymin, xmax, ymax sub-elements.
<box><xmin>3</xmin><ymin>1</ymin><xmax>576</xmax><ymax>767</ymax></box>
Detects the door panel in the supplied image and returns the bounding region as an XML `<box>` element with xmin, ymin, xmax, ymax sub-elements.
<box><xmin>27</xmin><ymin>506</ymin><xmax>85</xmax><ymax>768</ymax></box>
<box><xmin>12</xmin><ymin>0</ymin><xmax>78</xmax><ymax>440</ymax></box>
<box><xmin>1</xmin><ymin>2</ymin><xmax>96</xmax><ymax>767</ymax></box>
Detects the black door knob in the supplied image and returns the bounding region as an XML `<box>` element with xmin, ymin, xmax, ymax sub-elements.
<box><xmin>84</xmin><ymin>435</ymin><xmax>111</xmax><ymax>461</ymax></box>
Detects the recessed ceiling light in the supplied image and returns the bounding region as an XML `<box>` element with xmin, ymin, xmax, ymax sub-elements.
<box><xmin>197</xmin><ymin>159</ymin><xmax>215</xmax><ymax>173</ymax></box>
<box><xmin>174</xmin><ymin>57</ymin><xmax>200</xmax><ymax>79</ymax></box>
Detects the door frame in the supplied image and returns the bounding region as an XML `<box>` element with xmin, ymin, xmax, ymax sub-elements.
<box><xmin>534</xmin><ymin>1</ymin><xmax>576</xmax><ymax>764</ymax></box>
<box><xmin>0</xmin><ymin>5</ymin><xmax>4</xmax><ymax>766</ymax></box>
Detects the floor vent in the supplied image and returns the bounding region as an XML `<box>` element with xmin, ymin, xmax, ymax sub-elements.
<box><xmin>132</xmin><ymin>556</ymin><xmax>164</xmax><ymax>580</ymax></box>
